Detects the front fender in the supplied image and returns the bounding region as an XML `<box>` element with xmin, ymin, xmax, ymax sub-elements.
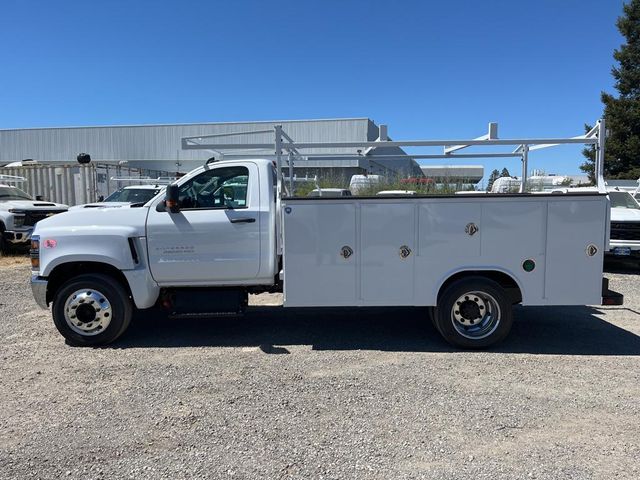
<box><xmin>37</xmin><ymin>230</ymin><xmax>138</xmax><ymax>277</ymax></box>
<box><xmin>42</xmin><ymin>252</ymin><xmax>135</xmax><ymax>277</ymax></box>
<box><xmin>38</xmin><ymin>234</ymin><xmax>161</xmax><ymax>310</ymax></box>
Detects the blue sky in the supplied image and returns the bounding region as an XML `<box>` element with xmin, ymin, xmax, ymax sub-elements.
<box><xmin>0</xmin><ymin>0</ymin><xmax>626</xmax><ymax>181</ymax></box>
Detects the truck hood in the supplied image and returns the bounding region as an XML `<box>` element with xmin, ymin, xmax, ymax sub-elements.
<box><xmin>68</xmin><ymin>202</ymin><xmax>131</xmax><ymax>211</ymax></box>
<box><xmin>0</xmin><ymin>200</ymin><xmax>68</xmax><ymax>211</ymax></box>
<box><xmin>34</xmin><ymin>205</ymin><xmax>149</xmax><ymax>237</ymax></box>
<box><xmin>610</xmin><ymin>207</ymin><xmax>640</xmax><ymax>221</ymax></box>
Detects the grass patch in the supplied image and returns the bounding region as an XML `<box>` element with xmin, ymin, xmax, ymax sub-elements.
<box><xmin>0</xmin><ymin>252</ymin><xmax>29</xmax><ymax>268</ymax></box>
<box><xmin>289</xmin><ymin>173</ymin><xmax>477</xmax><ymax>197</ymax></box>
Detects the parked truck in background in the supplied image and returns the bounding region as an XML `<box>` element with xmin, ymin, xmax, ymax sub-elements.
<box><xmin>0</xmin><ymin>177</ymin><xmax>68</xmax><ymax>253</ymax></box>
<box><xmin>29</xmin><ymin>120</ymin><xmax>623</xmax><ymax>349</ymax></box>
<box><xmin>607</xmin><ymin>189</ymin><xmax>640</xmax><ymax>260</ymax></box>
<box><xmin>69</xmin><ymin>184</ymin><xmax>166</xmax><ymax>210</ymax></box>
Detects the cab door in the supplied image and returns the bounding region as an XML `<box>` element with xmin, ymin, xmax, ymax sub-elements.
<box><xmin>145</xmin><ymin>163</ymin><xmax>261</xmax><ymax>285</ymax></box>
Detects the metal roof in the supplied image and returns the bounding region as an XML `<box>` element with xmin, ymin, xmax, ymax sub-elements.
<box><xmin>0</xmin><ymin>117</ymin><xmax>371</xmax><ymax>132</ymax></box>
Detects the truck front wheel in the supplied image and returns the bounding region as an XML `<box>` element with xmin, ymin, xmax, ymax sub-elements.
<box><xmin>52</xmin><ymin>273</ymin><xmax>132</xmax><ymax>346</ymax></box>
<box><xmin>0</xmin><ymin>223</ymin><xmax>8</xmax><ymax>254</ymax></box>
<box><xmin>434</xmin><ymin>277</ymin><xmax>512</xmax><ymax>349</ymax></box>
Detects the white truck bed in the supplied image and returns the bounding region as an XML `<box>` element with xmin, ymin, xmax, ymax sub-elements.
<box><xmin>282</xmin><ymin>193</ymin><xmax>609</xmax><ymax>307</ymax></box>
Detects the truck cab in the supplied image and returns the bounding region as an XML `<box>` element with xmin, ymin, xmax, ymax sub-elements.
<box><xmin>30</xmin><ymin>160</ymin><xmax>278</xmax><ymax>346</ymax></box>
<box><xmin>145</xmin><ymin>160</ymin><xmax>277</xmax><ymax>285</ymax></box>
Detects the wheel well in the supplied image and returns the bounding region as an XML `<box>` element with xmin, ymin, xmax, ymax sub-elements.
<box><xmin>438</xmin><ymin>270</ymin><xmax>522</xmax><ymax>304</ymax></box>
<box><xmin>46</xmin><ymin>262</ymin><xmax>132</xmax><ymax>305</ymax></box>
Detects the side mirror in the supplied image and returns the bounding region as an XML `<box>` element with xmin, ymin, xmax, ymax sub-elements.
<box><xmin>165</xmin><ymin>184</ymin><xmax>180</xmax><ymax>213</ymax></box>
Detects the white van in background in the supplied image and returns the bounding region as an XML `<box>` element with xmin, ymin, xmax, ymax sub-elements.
<box><xmin>349</xmin><ymin>175</ymin><xmax>384</xmax><ymax>195</ymax></box>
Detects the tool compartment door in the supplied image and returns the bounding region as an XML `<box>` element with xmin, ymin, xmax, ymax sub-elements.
<box><xmin>544</xmin><ymin>198</ymin><xmax>607</xmax><ymax>304</ymax></box>
<box><xmin>360</xmin><ymin>203</ymin><xmax>415</xmax><ymax>304</ymax></box>
<box><xmin>283</xmin><ymin>202</ymin><xmax>357</xmax><ymax>307</ymax></box>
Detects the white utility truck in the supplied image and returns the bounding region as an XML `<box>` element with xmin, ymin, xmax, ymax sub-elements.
<box><xmin>30</xmin><ymin>120</ymin><xmax>622</xmax><ymax>348</ymax></box>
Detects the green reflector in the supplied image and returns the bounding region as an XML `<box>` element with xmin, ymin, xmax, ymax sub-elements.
<box><xmin>523</xmin><ymin>259</ymin><xmax>535</xmax><ymax>272</ymax></box>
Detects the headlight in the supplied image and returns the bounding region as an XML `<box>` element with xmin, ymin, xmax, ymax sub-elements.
<box><xmin>30</xmin><ymin>236</ymin><xmax>40</xmax><ymax>271</ymax></box>
<box><xmin>13</xmin><ymin>215</ymin><xmax>25</xmax><ymax>228</ymax></box>
<box><xmin>8</xmin><ymin>209</ymin><xmax>26</xmax><ymax>228</ymax></box>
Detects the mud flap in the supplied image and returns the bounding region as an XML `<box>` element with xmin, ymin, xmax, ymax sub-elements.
<box><xmin>602</xmin><ymin>277</ymin><xmax>624</xmax><ymax>306</ymax></box>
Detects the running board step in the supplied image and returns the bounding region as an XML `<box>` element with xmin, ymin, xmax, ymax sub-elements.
<box><xmin>161</xmin><ymin>287</ymin><xmax>248</xmax><ymax>316</ymax></box>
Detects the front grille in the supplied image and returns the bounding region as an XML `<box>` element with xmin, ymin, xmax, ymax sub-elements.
<box><xmin>610</xmin><ymin>221</ymin><xmax>640</xmax><ymax>241</ymax></box>
<box><xmin>24</xmin><ymin>210</ymin><xmax>64</xmax><ymax>227</ymax></box>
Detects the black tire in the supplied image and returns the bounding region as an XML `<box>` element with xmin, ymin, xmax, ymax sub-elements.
<box><xmin>0</xmin><ymin>223</ymin><xmax>8</xmax><ymax>255</ymax></box>
<box><xmin>427</xmin><ymin>306</ymin><xmax>439</xmax><ymax>330</ymax></box>
<box><xmin>434</xmin><ymin>276</ymin><xmax>512</xmax><ymax>349</ymax></box>
<box><xmin>52</xmin><ymin>273</ymin><xmax>132</xmax><ymax>346</ymax></box>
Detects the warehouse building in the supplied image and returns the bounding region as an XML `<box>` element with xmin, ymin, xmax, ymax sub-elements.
<box><xmin>0</xmin><ymin>118</ymin><xmax>424</xmax><ymax>180</ymax></box>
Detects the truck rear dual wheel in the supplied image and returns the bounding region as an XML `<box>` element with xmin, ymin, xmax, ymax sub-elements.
<box><xmin>433</xmin><ymin>277</ymin><xmax>513</xmax><ymax>349</ymax></box>
<box><xmin>52</xmin><ymin>274</ymin><xmax>132</xmax><ymax>347</ymax></box>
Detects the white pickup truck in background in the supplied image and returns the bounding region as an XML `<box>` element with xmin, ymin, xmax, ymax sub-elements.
<box><xmin>0</xmin><ymin>177</ymin><xmax>68</xmax><ymax>253</ymax></box>
<box><xmin>69</xmin><ymin>184</ymin><xmax>165</xmax><ymax>210</ymax></box>
<box><xmin>607</xmin><ymin>189</ymin><xmax>640</xmax><ymax>260</ymax></box>
<box><xmin>29</xmin><ymin>120</ymin><xmax>623</xmax><ymax>349</ymax></box>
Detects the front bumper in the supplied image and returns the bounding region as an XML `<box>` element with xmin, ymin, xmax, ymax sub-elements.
<box><xmin>3</xmin><ymin>228</ymin><xmax>33</xmax><ymax>245</ymax></box>
<box><xmin>30</xmin><ymin>274</ymin><xmax>48</xmax><ymax>309</ymax></box>
<box><xmin>608</xmin><ymin>239</ymin><xmax>640</xmax><ymax>250</ymax></box>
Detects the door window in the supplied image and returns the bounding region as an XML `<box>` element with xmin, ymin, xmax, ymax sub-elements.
<box><xmin>178</xmin><ymin>166</ymin><xmax>249</xmax><ymax>209</ymax></box>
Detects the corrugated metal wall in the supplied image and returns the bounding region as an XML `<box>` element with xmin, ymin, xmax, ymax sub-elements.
<box><xmin>0</xmin><ymin>119</ymin><xmax>374</xmax><ymax>172</ymax></box>
<box><xmin>2</xmin><ymin>165</ymin><xmax>94</xmax><ymax>205</ymax></box>
<box><xmin>0</xmin><ymin>119</ymin><xmax>424</xmax><ymax>192</ymax></box>
<box><xmin>2</xmin><ymin>164</ymin><xmax>172</xmax><ymax>206</ymax></box>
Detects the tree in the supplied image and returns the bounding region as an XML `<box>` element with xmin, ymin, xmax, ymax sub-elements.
<box><xmin>581</xmin><ymin>0</ymin><xmax>640</xmax><ymax>182</ymax></box>
<box><xmin>500</xmin><ymin>168</ymin><xmax>511</xmax><ymax>177</ymax></box>
<box><xmin>486</xmin><ymin>169</ymin><xmax>500</xmax><ymax>191</ymax></box>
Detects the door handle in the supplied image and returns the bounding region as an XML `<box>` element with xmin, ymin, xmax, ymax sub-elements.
<box><xmin>229</xmin><ymin>217</ymin><xmax>256</xmax><ymax>223</ymax></box>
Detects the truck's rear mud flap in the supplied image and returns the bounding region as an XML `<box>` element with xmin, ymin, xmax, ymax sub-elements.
<box><xmin>602</xmin><ymin>278</ymin><xmax>624</xmax><ymax>306</ymax></box>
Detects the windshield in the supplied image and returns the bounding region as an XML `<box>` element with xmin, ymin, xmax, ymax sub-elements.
<box><xmin>104</xmin><ymin>187</ymin><xmax>162</xmax><ymax>203</ymax></box>
<box><xmin>0</xmin><ymin>186</ymin><xmax>33</xmax><ymax>201</ymax></box>
<box><xmin>609</xmin><ymin>191</ymin><xmax>640</xmax><ymax>209</ymax></box>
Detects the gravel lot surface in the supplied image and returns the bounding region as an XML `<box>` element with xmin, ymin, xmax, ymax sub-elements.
<box><xmin>1</xmin><ymin>256</ymin><xmax>639</xmax><ymax>479</ymax></box>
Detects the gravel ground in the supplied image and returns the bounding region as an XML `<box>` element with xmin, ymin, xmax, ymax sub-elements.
<box><xmin>1</xmin><ymin>256</ymin><xmax>639</xmax><ymax>479</ymax></box>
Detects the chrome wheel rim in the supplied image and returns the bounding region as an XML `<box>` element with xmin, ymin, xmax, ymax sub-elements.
<box><xmin>64</xmin><ymin>289</ymin><xmax>112</xmax><ymax>336</ymax></box>
<box><xmin>451</xmin><ymin>290</ymin><xmax>501</xmax><ymax>340</ymax></box>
